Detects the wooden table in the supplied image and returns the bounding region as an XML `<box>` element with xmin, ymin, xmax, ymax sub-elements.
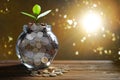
<box><xmin>0</xmin><ymin>60</ymin><xmax>120</xmax><ymax>80</ymax></box>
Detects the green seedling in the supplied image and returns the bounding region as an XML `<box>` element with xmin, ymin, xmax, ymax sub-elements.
<box><xmin>21</xmin><ymin>4</ymin><xmax>51</xmax><ymax>22</ymax></box>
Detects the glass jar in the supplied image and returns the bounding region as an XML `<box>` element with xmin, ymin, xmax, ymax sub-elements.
<box><xmin>16</xmin><ymin>23</ymin><xmax>58</xmax><ymax>72</ymax></box>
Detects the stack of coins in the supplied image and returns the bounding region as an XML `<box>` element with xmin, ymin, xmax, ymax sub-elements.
<box><xmin>30</xmin><ymin>66</ymin><xmax>70</xmax><ymax>77</ymax></box>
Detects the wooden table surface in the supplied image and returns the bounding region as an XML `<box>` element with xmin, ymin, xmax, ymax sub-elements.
<box><xmin>0</xmin><ymin>60</ymin><xmax>120</xmax><ymax>80</ymax></box>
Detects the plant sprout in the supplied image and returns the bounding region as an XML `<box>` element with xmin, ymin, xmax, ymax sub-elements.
<box><xmin>21</xmin><ymin>4</ymin><xmax>51</xmax><ymax>22</ymax></box>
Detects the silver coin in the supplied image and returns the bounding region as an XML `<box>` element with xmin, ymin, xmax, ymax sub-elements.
<box><xmin>42</xmin><ymin>74</ymin><xmax>49</xmax><ymax>77</ymax></box>
<box><xmin>36</xmin><ymin>42</ymin><xmax>41</xmax><ymax>49</ymax></box>
<box><xmin>26</xmin><ymin>34</ymin><xmax>34</xmax><ymax>40</ymax></box>
<box><xmin>22</xmin><ymin>56</ymin><xmax>29</xmax><ymax>62</ymax></box>
<box><xmin>37</xmin><ymin>52</ymin><xmax>45</xmax><ymax>58</ymax></box>
<box><xmin>42</xmin><ymin>69</ymin><xmax>50</xmax><ymax>74</ymax></box>
<box><xmin>23</xmin><ymin>57</ymin><xmax>33</xmax><ymax>64</ymax></box>
<box><xmin>24</xmin><ymin>51</ymin><xmax>34</xmax><ymax>59</ymax></box>
<box><xmin>32</xmin><ymin>48</ymin><xmax>39</xmax><ymax>53</ymax></box>
<box><xmin>55</xmin><ymin>69</ymin><xmax>62</xmax><ymax>72</ymax></box>
<box><xmin>31</xmin><ymin>32</ymin><xmax>37</xmax><ymax>38</ymax></box>
<box><xmin>40</xmin><ymin>37</ymin><xmax>49</xmax><ymax>45</ymax></box>
<box><xmin>49</xmin><ymin>73</ymin><xmax>57</xmax><ymax>77</ymax></box>
<box><xmin>61</xmin><ymin>69</ymin><xmax>68</xmax><ymax>73</ymax></box>
<box><xmin>37</xmin><ymin>32</ymin><xmax>43</xmax><ymax>39</ymax></box>
<box><xmin>34</xmin><ymin>52</ymin><xmax>45</xmax><ymax>59</ymax></box>
<box><xmin>29</xmin><ymin>40</ymin><xmax>36</xmax><ymax>46</ymax></box>
<box><xmin>54</xmin><ymin>72</ymin><xmax>63</xmax><ymax>75</ymax></box>
<box><xmin>34</xmin><ymin>37</ymin><xmax>41</xmax><ymax>42</ymax></box>
<box><xmin>34</xmin><ymin>58</ymin><xmax>41</xmax><ymax>66</ymax></box>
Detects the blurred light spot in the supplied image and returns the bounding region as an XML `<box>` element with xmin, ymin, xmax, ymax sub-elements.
<box><xmin>100</xmin><ymin>12</ymin><xmax>104</xmax><ymax>16</ymax></box>
<box><xmin>117</xmin><ymin>36</ymin><xmax>120</xmax><ymax>39</ymax></box>
<box><xmin>77</xmin><ymin>4</ymin><xmax>80</xmax><ymax>7</ymax></box>
<box><xmin>93</xmin><ymin>4</ymin><xmax>97</xmax><ymax>7</ymax></box>
<box><xmin>8</xmin><ymin>36</ymin><xmax>13</xmax><ymax>42</ymax></box>
<box><xmin>103</xmin><ymin>34</ymin><xmax>106</xmax><ymax>38</ymax></box>
<box><xmin>94</xmin><ymin>33</ymin><xmax>97</xmax><ymax>36</ymax></box>
<box><xmin>106</xmin><ymin>30</ymin><xmax>110</xmax><ymax>34</ymax></box>
<box><xmin>8</xmin><ymin>51</ymin><xmax>12</xmax><ymax>55</ymax></box>
<box><xmin>5</xmin><ymin>8</ymin><xmax>8</xmax><ymax>12</ymax></box>
<box><xmin>98</xmin><ymin>1</ymin><xmax>101</xmax><ymax>5</ymax></box>
<box><xmin>4</xmin><ymin>44</ymin><xmax>7</xmax><ymax>48</ymax></box>
<box><xmin>87</xmin><ymin>34</ymin><xmax>91</xmax><ymax>37</ymax></box>
<box><xmin>83</xmin><ymin>1</ymin><xmax>89</xmax><ymax>5</ymax></box>
<box><xmin>118</xmin><ymin>51</ymin><xmax>120</xmax><ymax>55</ymax></box>
<box><xmin>99</xmin><ymin>51</ymin><xmax>103</xmax><ymax>55</ymax></box>
<box><xmin>83</xmin><ymin>37</ymin><xmax>86</xmax><ymax>40</ymax></box>
<box><xmin>55</xmin><ymin>8</ymin><xmax>59</xmax><ymax>12</ymax></box>
<box><xmin>72</xmin><ymin>43</ymin><xmax>76</xmax><ymax>46</ymax></box>
<box><xmin>64</xmin><ymin>27</ymin><xmax>67</xmax><ymax>30</ymax></box>
<box><xmin>67</xmin><ymin>25</ymin><xmax>71</xmax><ymax>29</ymax></box>
<box><xmin>7</xmin><ymin>0</ymin><xmax>10</xmax><ymax>2</ymax></box>
<box><xmin>102</xmin><ymin>27</ymin><xmax>105</xmax><ymax>31</ymax></box>
<box><xmin>97</xmin><ymin>47</ymin><xmax>103</xmax><ymax>51</ymax></box>
<box><xmin>59</xmin><ymin>14</ymin><xmax>62</xmax><ymax>17</ymax></box>
<box><xmin>46</xmin><ymin>62</ymin><xmax>50</xmax><ymax>66</ymax></box>
<box><xmin>112</xmin><ymin>33</ymin><xmax>115</xmax><ymax>37</ymax></box>
<box><xmin>73</xmin><ymin>22</ymin><xmax>77</xmax><ymax>28</ymax></box>
<box><xmin>81</xmin><ymin>37</ymin><xmax>86</xmax><ymax>43</ymax></box>
<box><xmin>108</xmin><ymin>50</ymin><xmax>112</xmax><ymax>54</ymax></box>
<box><xmin>64</xmin><ymin>15</ymin><xmax>67</xmax><ymax>18</ymax></box>
<box><xmin>82</xmin><ymin>11</ymin><xmax>102</xmax><ymax>33</ymax></box>
<box><xmin>104</xmin><ymin>50</ymin><xmax>108</xmax><ymax>54</ymax></box>
<box><xmin>81</xmin><ymin>39</ymin><xmax>84</xmax><ymax>43</ymax></box>
<box><xmin>67</xmin><ymin>19</ymin><xmax>73</xmax><ymax>25</ymax></box>
<box><xmin>75</xmin><ymin>51</ymin><xmax>79</xmax><ymax>55</ymax></box>
<box><xmin>112</xmin><ymin>37</ymin><xmax>116</xmax><ymax>41</ymax></box>
<box><xmin>119</xmin><ymin>57</ymin><xmax>120</xmax><ymax>60</ymax></box>
<box><xmin>93</xmin><ymin>49</ymin><xmax>97</xmax><ymax>53</ymax></box>
<box><xmin>0</xmin><ymin>10</ymin><xmax>3</xmax><ymax>13</ymax></box>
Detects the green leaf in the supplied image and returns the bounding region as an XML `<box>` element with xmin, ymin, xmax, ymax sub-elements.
<box><xmin>21</xmin><ymin>12</ymin><xmax>36</xmax><ymax>20</ymax></box>
<box><xmin>37</xmin><ymin>10</ymin><xmax>51</xmax><ymax>20</ymax></box>
<box><xmin>32</xmin><ymin>4</ymin><xmax>41</xmax><ymax>15</ymax></box>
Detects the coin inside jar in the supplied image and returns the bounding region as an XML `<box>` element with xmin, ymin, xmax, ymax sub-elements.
<box><xmin>32</xmin><ymin>48</ymin><xmax>39</xmax><ymax>53</ymax></box>
<box><xmin>34</xmin><ymin>58</ymin><xmax>41</xmax><ymax>66</ymax></box>
<box><xmin>41</xmin><ymin>57</ymin><xmax>48</xmax><ymax>63</ymax></box>
<box><xmin>36</xmin><ymin>42</ymin><xmax>41</xmax><ymax>49</ymax></box>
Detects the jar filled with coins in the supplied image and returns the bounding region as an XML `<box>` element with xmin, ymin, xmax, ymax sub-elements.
<box><xmin>16</xmin><ymin>23</ymin><xmax>58</xmax><ymax>73</ymax></box>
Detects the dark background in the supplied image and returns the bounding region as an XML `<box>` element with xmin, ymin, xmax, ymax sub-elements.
<box><xmin>0</xmin><ymin>0</ymin><xmax>120</xmax><ymax>60</ymax></box>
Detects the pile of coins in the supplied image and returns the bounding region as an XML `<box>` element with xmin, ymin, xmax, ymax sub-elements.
<box><xmin>31</xmin><ymin>66</ymin><xmax>70</xmax><ymax>77</ymax></box>
<box><xmin>17</xmin><ymin>23</ymin><xmax>58</xmax><ymax>70</ymax></box>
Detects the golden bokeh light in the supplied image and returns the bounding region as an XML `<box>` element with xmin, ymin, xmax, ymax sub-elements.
<box><xmin>118</xmin><ymin>51</ymin><xmax>120</xmax><ymax>55</ymax></box>
<box><xmin>72</xmin><ymin>43</ymin><xmax>76</xmax><ymax>46</ymax></box>
<box><xmin>8</xmin><ymin>36</ymin><xmax>13</xmax><ymax>42</ymax></box>
<box><xmin>75</xmin><ymin>51</ymin><xmax>79</xmax><ymax>55</ymax></box>
<box><xmin>82</xmin><ymin>11</ymin><xmax>102</xmax><ymax>33</ymax></box>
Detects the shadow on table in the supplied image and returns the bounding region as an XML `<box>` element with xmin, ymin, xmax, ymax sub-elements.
<box><xmin>0</xmin><ymin>64</ymin><xmax>30</xmax><ymax>78</ymax></box>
